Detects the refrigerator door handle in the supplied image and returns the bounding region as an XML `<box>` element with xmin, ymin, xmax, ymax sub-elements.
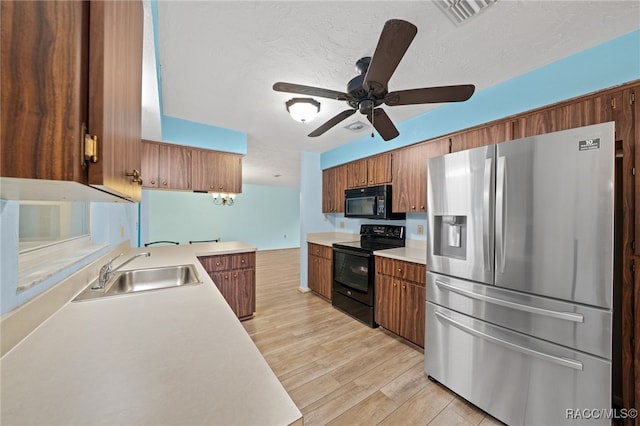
<box><xmin>434</xmin><ymin>279</ymin><xmax>584</xmax><ymax>323</ymax></box>
<box><xmin>434</xmin><ymin>311</ymin><xmax>584</xmax><ymax>371</ymax></box>
<box><xmin>483</xmin><ymin>157</ymin><xmax>492</xmax><ymax>271</ymax></box>
<box><xmin>495</xmin><ymin>156</ymin><xmax>507</xmax><ymax>273</ymax></box>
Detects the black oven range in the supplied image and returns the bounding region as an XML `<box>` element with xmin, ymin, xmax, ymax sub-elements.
<box><xmin>332</xmin><ymin>224</ymin><xmax>405</xmax><ymax>327</ymax></box>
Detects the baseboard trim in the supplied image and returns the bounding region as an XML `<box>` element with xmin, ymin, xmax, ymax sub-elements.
<box><xmin>297</xmin><ymin>286</ymin><xmax>312</xmax><ymax>293</ymax></box>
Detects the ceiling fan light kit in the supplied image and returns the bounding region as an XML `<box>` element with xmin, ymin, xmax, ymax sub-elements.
<box><xmin>273</xmin><ymin>19</ymin><xmax>475</xmax><ymax>141</ymax></box>
<box><xmin>286</xmin><ymin>98</ymin><xmax>320</xmax><ymax>123</ymax></box>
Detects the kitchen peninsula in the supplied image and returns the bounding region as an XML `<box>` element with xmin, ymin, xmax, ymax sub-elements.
<box><xmin>1</xmin><ymin>242</ymin><xmax>302</xmax><ymax>426</ymax></box>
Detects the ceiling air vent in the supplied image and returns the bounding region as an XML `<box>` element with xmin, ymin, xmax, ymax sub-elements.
<box><xmin>344</xmin><ymin>121</ymin><xmax>369</xmax><ymax>132</ymax></box>
<box><xmin>435</xmin><ymin>0</ymin><xmax>497</xmax><ymax>25</ymax></box>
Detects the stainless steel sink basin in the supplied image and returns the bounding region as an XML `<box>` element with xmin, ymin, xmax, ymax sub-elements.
<box><xmin>73</xmin><ymin>264</ymin><xmax>203</xmax><ymax>302</ymax></box>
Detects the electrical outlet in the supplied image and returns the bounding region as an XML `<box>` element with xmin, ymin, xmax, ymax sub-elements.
<box><xmin>417</xmin><ymin>225</ymin><xmax>424</xmax><ymax>235</ymax></box>
<box><xmin>339</xmin><ymin>221</ymin><xmax>345</xmax><ymax>229</ymax></box>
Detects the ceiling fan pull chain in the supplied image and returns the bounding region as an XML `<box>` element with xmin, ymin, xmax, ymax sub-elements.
<box><xmin>371</xmin><ymin>99</ymin><xmax>375</xmax><ymax>138</ymax></box>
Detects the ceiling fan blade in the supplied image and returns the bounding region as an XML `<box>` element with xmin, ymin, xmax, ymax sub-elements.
<box><xmin>363</xmin><ymin>19</ymin><xmax>417</xmax><ymax>96</ymax></box>
<box><xmin>308</xmin><ymin>109</ymin><xmax>357</xmax><ymax>137</ymax></box>
<box><xmin>273</xmin><ymin>82</ymin><xmax>351</xmax><ymax>101</ymax></box>
<box><xmin>385</xmin><ymin>84</ymin><xmax>476</xmax><ymax>106</ymax></box>
<box><xmin>366</xmin><ymin>108</ymin><xmax>399</xmax><ymax>141</ymax></box>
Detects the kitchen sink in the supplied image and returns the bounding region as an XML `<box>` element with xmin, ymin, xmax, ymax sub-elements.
<box><xmin>73</xmin><ymin>264</ymin><xmax>203</xmax><ymax>302</ymax></box>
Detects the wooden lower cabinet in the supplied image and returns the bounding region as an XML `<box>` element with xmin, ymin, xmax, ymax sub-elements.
<box><xmin>198</xmin><ymin>252</ymin><xmax>255</xmax><ymax>320</ymax></box>
<box><xmin>375</xmin><ymin>256</ymin><xmax>425</xmax><ymax>348</ymax></box>
<box><xmin>308</xmin><ymin>243</ymin><xmax>332</xmax><ymax>300</ymax></box>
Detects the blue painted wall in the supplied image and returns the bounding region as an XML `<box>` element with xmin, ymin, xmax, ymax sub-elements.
<box><xmin>321</xmin><ymin>29</ymin><xmax>640</xmax><ymax>169</ymax></box>
<box><xmin>143</xmin><ymin>184</ymin><xmax>300</xmax><ymax>250</ymax></box>
<box><xmin>161</xmin><ymin>115</ymin><xmax>247</xmax><ymax>154</ymax></box>
<box><xmin>0</xmin><ymin>201</ymin><xmax>138</xmax><ymax>315</ymax></box>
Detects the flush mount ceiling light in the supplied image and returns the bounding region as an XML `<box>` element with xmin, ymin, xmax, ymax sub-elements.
<box><xmin>286</xmin><ymin>98</ymin><xmax>320</xmax><ymax>123</ymax></box>
<box><xmin>435</xmin><ymin>0</ymin><xmax>497</xmax><ymax>25</ymax></box>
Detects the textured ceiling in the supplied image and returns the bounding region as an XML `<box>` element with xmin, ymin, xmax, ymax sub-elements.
<box><xmin>156</xmin><ymin>1</ymin><xmax>639</xmax><ymax>188</ymax></box>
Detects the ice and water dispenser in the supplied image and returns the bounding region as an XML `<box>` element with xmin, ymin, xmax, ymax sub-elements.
<box><xmin>432</xmin><ymin>215</ymin><xmax>467</xmax><ymax>260</ymax></box>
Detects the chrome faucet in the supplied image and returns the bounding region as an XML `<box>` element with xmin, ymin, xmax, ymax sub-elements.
<box><xmin>92</xmin><ymin>252</ymin><xmax>151</xmax><ymax>290</ymax></box>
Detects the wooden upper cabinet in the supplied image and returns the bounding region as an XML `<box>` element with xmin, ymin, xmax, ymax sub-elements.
<box><xmin>367</xmin><ymin>153</ymin><xmax>392</xmax><ymax>186</ymax></box>
<box><xmin>346</xmin><ymin>153</ymin><xmax>392</xmax><ymax>188</ymax></box>
<box><xmin>513</xmin><ymin>94</ymin><xmax>609</xmax><ymax>139</ymax></box>
<box><xmin>450</xmin><ymin>121</ymin><xmax>515</xmax><ymax>152</ymax></box>
<box><xmin>140</xmin><ymin>141</ymin><xmax>159</xmax><ymax>188</ymax></box>
<box><xmin>142</xmin><ymin>141</ymin><xmax>242</xmax><ymax>193</ymax></box>
<box><xmin>0</xmin><ymin>0</ymin><xmax>143</xmax><ymax>201</ymax></box>
<box><xmin>392</xmin><ymin>138</ymin><xmax>449</xmax><ymax>213</ymax></box>
<box><xmin>191</xmin><ymin>149</ymin><xmax>242</xmax><ymax>193</ymax></box>
<box><xmin>322</xmin><ymin>164</ymin><xmax>347</xmax><ymax>213</ymax></box>
<box><xmin>1</xmin><ymin>1</ymin><xmax>89</xmax><ymax>183</ymax></box>
<box><xmin>87</xmin><ymin>0</ymin><xmax>143</xmax><ymax>201</ymax></box>
<box><xmin>347</xmin><ymin>159</ymin><xmax>368</xmax><ymax>188</ymax></box>
<box><xmin>158</xmin><ymin>143</ymin><xmax>191</xmax><ymax>190</ymax></box>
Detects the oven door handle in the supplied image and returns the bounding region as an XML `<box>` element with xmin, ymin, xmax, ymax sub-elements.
<box><xmin>332</xmin><ymin>247</ymin><xmax>371</xmax><ymax>258</ymax></box>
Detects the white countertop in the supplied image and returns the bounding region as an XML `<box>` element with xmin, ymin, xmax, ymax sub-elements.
<box><xmin>1</xmin><ymin>242</ymin><xmax>302</xmax><ymax>426</ymax></box>
<box><xmin>306</xmin><ymin>232</ymin><xmax>358</xmax><ymax>247</ymax></box>
<box><xmin>374</xmin><ymin>241</ymin><xmax>427</xmax><ymax>265</ymax></box>
<box><xmin>307</xmin><ymin>232</ymin><xmax>427</xmax><ymax>265</ymax></box>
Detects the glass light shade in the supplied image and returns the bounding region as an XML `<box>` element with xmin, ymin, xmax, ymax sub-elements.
<box><xmin>211</xmin><ymin>192</ymin><xmax>235</xmax><ymax>206</ymax></box>
<box><xmin>286</xmin><ymin>98</ymin><xmax>320</xmax><ymax>123</ymax></box>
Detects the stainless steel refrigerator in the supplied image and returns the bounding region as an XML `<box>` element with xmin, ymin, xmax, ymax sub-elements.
<box><xmin>425</xmin><ymin>122</ymin><xmax>615</xmax><ymax>426</ymax></box>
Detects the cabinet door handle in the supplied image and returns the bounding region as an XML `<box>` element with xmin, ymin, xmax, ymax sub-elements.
<box><xmin>126</xmin><ymin>169</ymin><xmax>143</xmax><ymax>185</ymax></box>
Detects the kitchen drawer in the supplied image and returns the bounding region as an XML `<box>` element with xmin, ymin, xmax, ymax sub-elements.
<box><xmin>308</xmin><ymin>243</ymin><xmax>332</xmax><ymax>259</ymax></box>
<box><xmin>427</xmin><ymin>272</ymin><xmax>612</xmax><ymax>359</ymax></box>
<box><xmin>231</xmin><ymin>252</ymin><xmax>255</xmax><ymax>269</ymax></box>
<box><xmin>198</xmin><ymin>255</ymin><xmax>230</xmax><ymax>272</ymax></box>
<box><xmin>376</xmin><ymin>257</ymin><xmax>425</xmax><ymax>285</ymax></box>
<box><xmin>425</xmin><ymin>303</ymin><xmax>611</xmax><ymax>426</ymax></box>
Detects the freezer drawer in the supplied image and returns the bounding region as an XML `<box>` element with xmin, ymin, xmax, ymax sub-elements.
<box><xmin>425</xmin><ymin>303</ymin><xmax>611</xmax><ymax>426</ymax></box>
<box><xmin>427</xmin><ymin>272</ymin><xmax>612</xmax><ymax>359</ymax></box>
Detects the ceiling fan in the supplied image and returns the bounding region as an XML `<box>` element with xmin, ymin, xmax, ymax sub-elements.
<box><xmin>273</xmin><ymin>19</ymin><xmax>475</xmax><ymax>141</ymax></box>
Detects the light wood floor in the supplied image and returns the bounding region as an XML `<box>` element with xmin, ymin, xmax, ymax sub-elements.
<box><xmin>242</xmin><ymin>248</ymin><xmax>502</xmax><ymax>426</ymax></box>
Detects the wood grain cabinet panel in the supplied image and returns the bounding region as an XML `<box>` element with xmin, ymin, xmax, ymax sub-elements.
<box><xmin>347</xmin><ymin>159</ymin><xmax>368</xmax><ymax>188</ymax></box>
<box><xmin>346</xmin><ymin>153</ymin><xmax>392</xmax><ymax>188</ymax></box>
<box><xmin>375</xmin><ymin>256</ymin><xmax>426</xmax><ymax>347</ymax></box>
<box><xmin>307</xmin><ymin>243</ymin><xmax>332</xmax><ymax>300</ymax></box>
<box><xmin>198</xmin><ymin>252</ymin><xmax>256</xmax><ymax>320</ymax></box>
<box><xmin>192</xmin><ymin>148</ymin><xmax>242</xmax><ymax>193</ymax></box>
<box><xmin>140</xmin><ymin>141</ymin><xmax>160</xmax><ymax>188</ymax></box>
<box><xmin>1</xmin><ymin>0</ymin><xmax>143</xmax><ymax>201</ymax></box>
<box><xmin>450</xmin><ymin>121</ymin><xmax>514</xmax><ymax>152</ymax></box>
<box><xmin>513</xmin><ymin>94</ymin><xmax>609</xmax><ymax>138</ymax></box>
<box><xmin>367</xmin><ymin>153</ymin><xmax>393</xmax><ymax>186</ymax></box>
<box><xmin>1</xmin><ymin>1</ymin><xmax>88</xmax><ymax>183</ymax></box>
<box><xmin>210</xmin><ymin>270</ymin><xmax>255</xmax><ymax>319</ymax></box>
<box><xmin>392</xmin><ymin>138</ymin><xmax>449</xmax><ymax>213</ymax></box>
<box><xmin>158</xmin><ymin>143</ymin><xmax>191</xmax><ymax>190</ymax></box>
<box><xmin>322</xmin><ymin>164</ymin><xmax>348</xmax><ymax>213</ymax></box>
<box><xmin>375</xmin><ymin>274</ymin><xmax>402</xmax><ymax>336</ymax></box>
<box><xmin>87</xmin><ymin>0</ymin><xmax>143</xmax><ymax>201</ymax></box>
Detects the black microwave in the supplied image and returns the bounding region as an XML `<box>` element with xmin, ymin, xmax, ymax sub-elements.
<box><xmin>344</xmin><ymin>185</ymin><xmax>406</xmax><ymax>220</ymax></box>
